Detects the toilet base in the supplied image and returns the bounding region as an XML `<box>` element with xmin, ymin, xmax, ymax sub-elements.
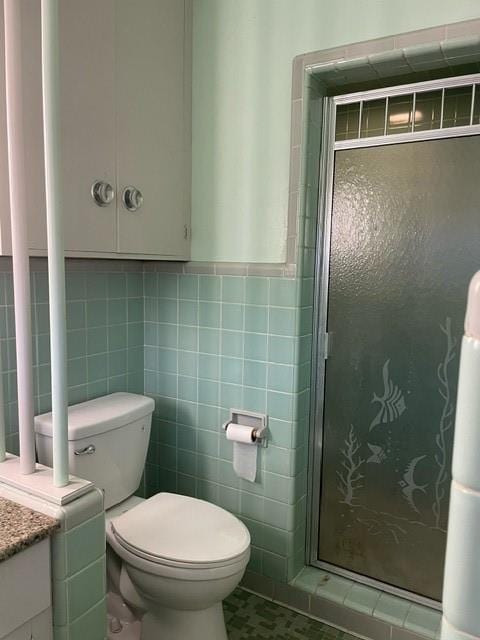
<box><xmin>141</xmin><ymin>602</ymin><xmax>228</xmax><ymax>640</ymax></box>
<box><xmin>106</xmin><ymin>592</ymin><xmax>141</xmax><ymax>640</ymax></box>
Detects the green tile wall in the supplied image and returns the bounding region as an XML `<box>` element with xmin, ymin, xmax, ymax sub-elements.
<box><xmin>50</xmin><ymin>491</ymin><xmax>107</xmax><ymax>640</ymax></box>
<box><xmin>0</xmin><ymin>259</ymin><xmax>314</xmax><ymax>584</ymax></box>
<box><xmin>0</xmin><ymin>258</ymin><xmax>144</xmax><ymax>455</ymax></box>
<box><xmin>144</xmin><ymin>271</ymin><xmax>314</xmax><ymax>582</ymax></box>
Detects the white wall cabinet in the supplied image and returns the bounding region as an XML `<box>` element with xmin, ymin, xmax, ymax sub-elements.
<box><xmin>0</xmin><ymin>0</ymin><xmax>192</xmax><ymax>260</ymax></box>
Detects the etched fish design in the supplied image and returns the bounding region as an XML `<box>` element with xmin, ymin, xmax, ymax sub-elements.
<box><xmin>399</xmin><ymin>455</ymin><xmax>428</xmax><ymax>514</ymax></box>
<box><xmin>367</xmin><ymin>443</ymin><xmax>386</xmax><ymax>464</ymax></box>
<box><xmin>369</xmin><ymin>360</ymin><xmax>406</xmax><ymax>431</ymax></box>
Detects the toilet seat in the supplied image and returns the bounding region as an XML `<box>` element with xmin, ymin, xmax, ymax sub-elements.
<box><xmin>110</xmin><ymin>529</ymin><xmax>249</xmax><ymax>571</ymax></box>
<box><xmin>109</xmin><ymin>492</ymin><xmax>250</xmax><ymax>571</ymax></box>
<box><xmin>107</xmin><ymin>526</ymin><xmax>250</xmax><ymax>583</ymax></box>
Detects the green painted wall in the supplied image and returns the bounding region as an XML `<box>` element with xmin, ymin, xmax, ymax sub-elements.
<box><xmin>192</xmin><ymin>0</ymin><xmax>480</xmax><ymax>263</ymax></box>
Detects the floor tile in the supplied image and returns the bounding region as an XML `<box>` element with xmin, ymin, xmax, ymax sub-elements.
<box><xmin>225</xmin><ymin>588</ymin><xmax>356</xmax><ymax>640</ymax></box>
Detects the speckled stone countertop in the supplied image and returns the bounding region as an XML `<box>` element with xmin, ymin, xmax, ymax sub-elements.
<box><xmin>0</xmin><ymin>497</ymin><xmax>59</xmax><ymax>562</ymax></box>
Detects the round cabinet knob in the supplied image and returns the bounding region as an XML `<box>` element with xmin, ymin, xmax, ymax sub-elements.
<box><xmin>91</xmin><ymin>180</ymin><xmax>115</xmax><ymax>207</ymax></box>
<box><xmin>122</xmin><ymin>186</ymin><xmax>143</xmax><ymax>212</ymax></box>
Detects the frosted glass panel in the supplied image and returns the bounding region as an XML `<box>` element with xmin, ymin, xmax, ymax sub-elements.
<box><xmin>318</xmin><ymin>136</ymin><xmax>480</xmax><ymax>601</ymax></box>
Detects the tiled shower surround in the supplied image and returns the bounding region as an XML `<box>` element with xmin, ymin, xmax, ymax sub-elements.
<box><xmin>143</xmin><ymin>270</ymin><xmax>314</xmax><ymax>582</ymax></box>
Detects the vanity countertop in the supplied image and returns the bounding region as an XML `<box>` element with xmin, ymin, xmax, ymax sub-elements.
<box><xmin>0</xmin><ymin>496</ymin><xmax>59</xmax><ymax>562</ymax></box>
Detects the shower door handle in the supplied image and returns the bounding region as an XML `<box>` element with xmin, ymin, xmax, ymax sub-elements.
<box><xmin>323</xmin><ymin>332</ymin><xmax>332</xmax><ymax>359</ymax></box>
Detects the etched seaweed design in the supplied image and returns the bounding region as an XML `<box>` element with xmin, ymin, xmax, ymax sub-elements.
<box><xmin>433</xmin><ymin>317</ymin><xmax>457</xmax><ymax>530</ymax></box>
<box><xmin>369</xmin><ymin>359</ymin><xmax>406</xmax><ymax>431</ymax></box>
<box><xmin>337</xmin><ymin>425</ymin><xmax>365</xmax><ymax>506</ymax></box>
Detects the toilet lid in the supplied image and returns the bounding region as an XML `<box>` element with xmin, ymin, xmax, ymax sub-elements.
<box><xmin>110</xmin><ymin>493</ymin><xmax>250</xmax><ymax>566</ymax></box>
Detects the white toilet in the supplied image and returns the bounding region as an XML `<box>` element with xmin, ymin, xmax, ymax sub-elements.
<box><xmin>34</xmin><ymin>392</ymin><xmax>251</xmax><ymax>640</ymax></box>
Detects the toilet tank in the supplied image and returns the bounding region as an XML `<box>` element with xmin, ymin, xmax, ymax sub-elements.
<box><xmin>34</xmin><ymin>393</ymin><xmax>155</xmax><ymax>508</ymax></box>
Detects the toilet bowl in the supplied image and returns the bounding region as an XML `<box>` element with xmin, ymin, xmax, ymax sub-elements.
<box><xmin>107</xmin><ymin>493</ymin><xmax>250</xmax><ymax>640</ymax></box>
<box><xmin>34</xmin><ymin>393</ymin><xmax>251</xmax><ymax>640</ymax></box>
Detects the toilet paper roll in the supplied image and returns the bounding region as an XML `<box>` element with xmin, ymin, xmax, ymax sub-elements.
<box><xmin>226</xmin><ymin>423</ymin><xmax>256</xmax><ymax>443</ymax></box>
<box><xmin>226</xmin><ymin>423</ymin><xmax>257</xmax><ymax>482</ymax></box>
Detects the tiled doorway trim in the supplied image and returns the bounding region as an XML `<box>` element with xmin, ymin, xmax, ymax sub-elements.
<box><xmin>287</xmin><ymin>18</ymin><xmax>480</xmax><ymax>270</ymax></box>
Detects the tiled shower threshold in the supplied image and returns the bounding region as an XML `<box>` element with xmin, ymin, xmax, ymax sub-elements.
<box><xmin>226</xmin><ymin>588</ymin><xmax>357</xmax><ymax>640</ymax></box>
<box><xmin>241</xmin><ymin>567</ymin><xmax>442</xmax><ymax>640</ymax></box>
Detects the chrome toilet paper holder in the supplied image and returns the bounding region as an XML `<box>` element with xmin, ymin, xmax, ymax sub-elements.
<box><xmin>222</xmin><ymin>409</ymin><xmax>268</xmax><ymax>448</ymax></box>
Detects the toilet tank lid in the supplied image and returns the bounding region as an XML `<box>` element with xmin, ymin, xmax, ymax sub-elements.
<box><xmin>34</xmin><ymin>393</ymin><xmax>155</xmax><ymax>441</ymax></box>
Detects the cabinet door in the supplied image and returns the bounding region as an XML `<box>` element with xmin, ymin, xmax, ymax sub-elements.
<box><xmin>59</xmin><ymin>0</ymin><xmax>117</xmax><ymax>253</ymax></box>
<box><xmin>116</xmin><ymin>0</ymin><xmax>191</xmax><ymax>258</ymax></box>
<box><xmin>1</xmin><ymin>1</ymin><xmax>117</xmax><ymax>255</ymax></box>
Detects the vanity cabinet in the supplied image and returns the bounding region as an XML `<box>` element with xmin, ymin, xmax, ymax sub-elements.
<box><xmin>0</xmin><ymin>539</ymin><xmax>53</xmax><ymax>640</ymax></box>
<box><xmin>2</xmin><ymin>609</ymin><xmax>52</xmax><ymax>640</ymax></box>
<box><xmin>0</xmin><ymin>0</ymin><xmax>192</xmax><ymax>260</ymax></box>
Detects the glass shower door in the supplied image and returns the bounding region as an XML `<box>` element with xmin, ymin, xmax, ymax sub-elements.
<box><xmin>317</xmin><ymin>135</ymin><xmax>480</xmax><ymax>601</ymax></box>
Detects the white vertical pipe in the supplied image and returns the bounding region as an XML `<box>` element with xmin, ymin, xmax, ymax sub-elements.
<box><xmin>441</xmin><ymin>272</ymin><xmax>480</xmax><ymax>640</ymax></box>
<box><xmin>4</xmin><ymin>0</ymin><xmax>36</xmax><ymax>474</ymax></box>
<box><xmin>41</xmin><ymin>0</ymin><xmax>68</xmax><ymax>487</ymax></box>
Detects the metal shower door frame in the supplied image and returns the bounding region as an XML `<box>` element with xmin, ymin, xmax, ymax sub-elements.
<box><xmin>307</xmin><ymin>72</ymin><xmax>480</xmax><ymax>609</ymax></box>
